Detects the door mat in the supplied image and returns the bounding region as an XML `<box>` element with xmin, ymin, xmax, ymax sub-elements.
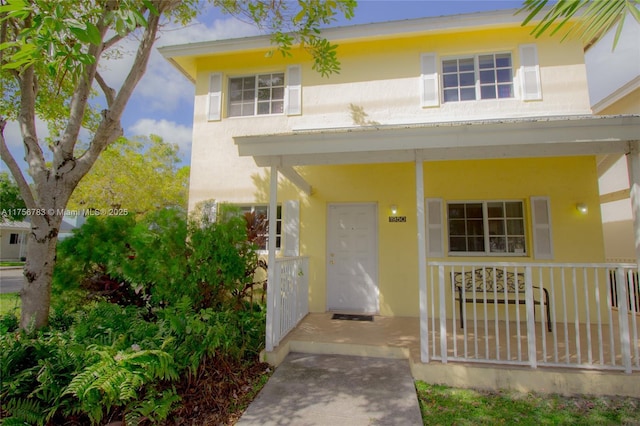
<box><xmin>331</xmin><ymin>313</ymin><xmax>374</xmax><ymax>322</ymax></box>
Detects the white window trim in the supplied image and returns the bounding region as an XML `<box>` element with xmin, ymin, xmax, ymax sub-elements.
<box><xmin>441</xmin><ymin>51</ymin><xmax>515</xmax><ymax>103</ymax></box>
<box><xmin>447</xmin><ymin>200</ymin><xmax>527</xmax><ymax>257</ymax></box>
<box><xmin>227</xmin><ymin>72</ymin><xmax>286</xmax><ymax>118</ymax></box>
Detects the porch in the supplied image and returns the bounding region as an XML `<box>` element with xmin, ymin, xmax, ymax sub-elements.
<box><xmin>265</xmin><ymin>258</ymin><xmax>640</xmax><ymax>396</ymax></box>
<box><xmin>250</xmin><ymin>116</ymin><xmax>640</xmax><ymax>396</ymax></box>
<box><xmin>265</xmin><ymin>311</ymin><xmax>639</xmax><ymax>397</ymax></box>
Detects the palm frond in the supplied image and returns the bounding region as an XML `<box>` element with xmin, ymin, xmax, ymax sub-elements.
<box><xmin>519</xmin><ymin>0</ymin><xmax>640</xmax><ymax>48</ymax></box>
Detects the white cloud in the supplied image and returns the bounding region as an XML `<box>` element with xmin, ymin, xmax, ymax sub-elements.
<box><xmin>127</xmin><ymin>118</ymin><xmax>192</xmax><ymax>162</ymax></box>
<box><xmin>156</xmin><ymin>16</ymin><xmax>262</xmax><ymax>47</ymax></box>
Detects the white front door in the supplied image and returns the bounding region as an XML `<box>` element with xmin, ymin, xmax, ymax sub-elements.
<box><xmin>327</xmin><ymin>203</ymin><xmax>379</xmax><ymax>313</ymax></box>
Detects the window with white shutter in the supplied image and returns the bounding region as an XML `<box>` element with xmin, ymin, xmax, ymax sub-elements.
<box><xmin>421</xmin><ymin>53</ymin><xmax>440</xmax><ymax>107</ymax></box>
<box><xmin>207</xmin><ymin>72</ymin><xmax>222</xmax><ymax>121</ymax></box>
<box><xmin>282</xmin><ymin>200</ymin><xmax>300</xmax><ymax>256</ymax></box>
<box><xmin>519</xmin><ymin>44</ymin><xmax>542</xmax><ymax>101</ymax></box>
<box><xmin>426</xmin><ymin>198</ymin><xmax>444</xmax><ymax>257</ymax></box>
<box><xmin>286</xmin><ymin>65</ymin><xmax>302</xmax><ymax>115</ymax></box>
<box><xmin>531</xmin><ymin>196</ymin><xmax>553</xmax><ymax>259</ymax></box>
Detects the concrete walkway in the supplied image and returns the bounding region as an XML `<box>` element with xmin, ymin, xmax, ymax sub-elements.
<box><xmin>236</xmin><ymin>353</ymin><xmax>423</xmax><ymax>426</ymax></box>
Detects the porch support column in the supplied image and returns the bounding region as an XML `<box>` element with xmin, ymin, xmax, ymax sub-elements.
<box><xmin>626</xmin><ymin>141</ymin><xmax>640</xmax><ymax>268</ymax></box>
<box><xmin>415</xmin><ymin>153</ymin><xmax>430</xmax><ymax>363</ymax></box>
<box><xmin>265</xmin><ymin>165</ymin><xmax>279</xmax><ymax>352</ymax></box>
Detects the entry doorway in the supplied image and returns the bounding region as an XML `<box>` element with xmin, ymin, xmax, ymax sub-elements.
<box><xmin>326</xmin><ymin>203</ymin><xmax>379</xmax><ymax>313</ymax></box>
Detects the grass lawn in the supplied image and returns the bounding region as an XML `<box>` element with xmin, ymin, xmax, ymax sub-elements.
<box><xmin>416</xmin><ymin>381</ymin><xmax>640</xmax><ymax>425</ymax></box>
<box><xmin>0</xmin><ymin>262</ymin><xmax>24</xmax><ymax>267</ymax></box>
<box><xmin>0</xmin><ymin>293</ymin><xmax>20</xmax><ymax>317</ymax></box>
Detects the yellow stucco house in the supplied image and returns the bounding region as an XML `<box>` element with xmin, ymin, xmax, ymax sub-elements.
<box><xmin>161</xmin><ymin>9</ymin><xmax>640</xmax><ymax>395</ymax></box>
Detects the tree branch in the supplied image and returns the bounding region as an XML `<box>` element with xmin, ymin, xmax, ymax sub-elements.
<box><xmin>18</xmin><ymin>66</ymin><xmax>47</xmax><ymax>187</ymax></box>
<box><xmin>103</xmin><ymin>32</ymin><xmax>127</xmax><ymax>51</ymax></box>
<box><xmin>71</xmin><ymin>1</ymin><xmax>171</xmax><ymax>182</ymax></box>
<box><xmin>0</xmin><ymin>118</ymin><xmax>37</xmax><ymax>210</ymax></box>
<box><xmin>56</xmin><ymin>23</ymin><xmax>108</xmax><ymax>169</ymax></box>
<box><xmin>95</xmin><ymin>71</ymin><xmax>116</xmax><ymax>108</ymax></box>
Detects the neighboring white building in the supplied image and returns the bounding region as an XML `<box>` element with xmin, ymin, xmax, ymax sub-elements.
<box><xmin>586</xmin><ymin>15</ymin><xmax>640</xmax><ymax>263</ymax></box>
<box><xmin>0</xmin><ymin>213</ymin><xmax>86</xmax><ymax>261</ymax></box>
<box><xmin>0</xmin><ymin>220</ymin><xmax>29</xmax><ymax>261</ymax></box>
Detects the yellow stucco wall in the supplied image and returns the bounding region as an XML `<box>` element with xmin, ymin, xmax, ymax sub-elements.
<box><xmin>284</xmin><ymin>156</ymin><xmax>603</xmax><ymax>318</ymax></box>
<box><xmin>188</xmin><ymin>25</ymin><xmax>592</xmax><ymax>211</ymax></box>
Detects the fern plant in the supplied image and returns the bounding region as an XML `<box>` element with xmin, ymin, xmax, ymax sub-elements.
<box><xmin>1</xmin><ymin>398</ymin><xmax>46</xmax><ymax>426</ymax></box>
<box><xmin>124</xmin><ymin>387</ymin><xmax>182</xmax><ymax>425</ymax></box>
<box><xmin>63</xmin><ymin>346</ymin><xmax>179</xmax><ymax>424</ymax></box>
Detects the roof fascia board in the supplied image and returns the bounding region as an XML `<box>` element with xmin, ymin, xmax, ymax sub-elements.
<box><xmin>253</xmin><ymin>141</ymin><xmax>632</xmax><ymax>167</ymax></box>
<box><xmin>591</xmin><ymin>75</ymin><xmax>640</xmax><ymax>114</ymax></box>
<box><xmin>236</xmin><ymin>116</ymin><xmax>640</xmax><ymax>164</ymax></box>
<box><xmin>158</xmin><ymin>8</ymin><xmax>525</xmax><ymax>60</ymax></box>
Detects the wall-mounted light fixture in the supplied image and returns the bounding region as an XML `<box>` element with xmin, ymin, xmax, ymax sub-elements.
<box><xmin>390</xmin><ymin>204</ymin><xmax>398</xmax><ymax>215</ymax></box>
<box><xmin>576</xmin><ymin>203</ymin><xmax>588</xmax><ymax>214</ymax></box>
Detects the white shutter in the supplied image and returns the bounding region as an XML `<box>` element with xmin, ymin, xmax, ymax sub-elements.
<box><xmin>519</xmin><ymin>44</ymin><xmax>542</xmax><ymax>101</ymax></box>
<box><xmin>531</xmin><ymin>196</ymin><xmax>553</xmax><ymax>259</ymax></box>
<box><xmin>207</xmin><ymin>72</ymin><xmax>223</xmax><ymax>121</ymax></box>
<box><xmin>420</xmin><ymin>53</ymin><xmax>440</xmax><ymax>107</ymax></box>
<box><xmin>426</xmin><ymin>198</ymin><xmax>444</xmax><ymax>257</ymax></box>
<box><xmin>282</xmin><ymin>200</ymin><xmax>300</xmax><ymax>256</ymax></box>
<box><xmin>286</xmin><ymin>65</ymin><xmax>302</xmax><ymax>115</ymax></box>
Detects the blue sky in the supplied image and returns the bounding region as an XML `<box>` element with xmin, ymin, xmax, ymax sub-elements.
<box><xmin>2</xmin><ymin>1</ymin><xmax>526</xmax><ymax>172</ymax></box>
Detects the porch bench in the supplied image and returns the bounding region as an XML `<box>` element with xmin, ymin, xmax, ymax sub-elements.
<box><xmin>453</xmin><ymin>268</ymin><xmax>552</xmax><ymax>332</ymax></box>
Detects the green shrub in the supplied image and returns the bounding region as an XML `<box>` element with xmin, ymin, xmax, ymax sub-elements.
<box><xmin>0</xmin><ymin>205</ymin><xmax>269</xmax><ymax>424</ymax></box>
<box><xmin>53</xmin><ymin>205</ymin><xmax>262</xmax><ymax>312</ymax></box>
<box><xmin>0</xmin><ymin>311</ymin><xmax>19</xmax><ymax>333</ymax></box>
<box><xmin>1</xmin><ymin>297</ymin><xmax>265</xmax><ymax>424</ymax></box>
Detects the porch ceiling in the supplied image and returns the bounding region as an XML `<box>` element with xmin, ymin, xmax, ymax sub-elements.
<box><xmin>235</xmin><ymin>115</ymin><xmax>640</xmax><ymax>167</ymax></box>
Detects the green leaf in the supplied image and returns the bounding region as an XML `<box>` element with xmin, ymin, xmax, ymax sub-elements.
<box><xmin>69</xmin><ymin>26</ymin><xmax>92</xmax><ymax>44</ymax></box>
<box><xmin>85</xmin><ymin>23</ymin><xmax>102</xmax><ymax>45</ymax></box>
<box><xmin>0</xmin><ymin>0</ymin><xmax>29</xmax><ymax>17</ymax></box>
<box><xmin>142</xmin><ymin>0</ymin><xmax>159</xmax><ymax>16</ymax></box>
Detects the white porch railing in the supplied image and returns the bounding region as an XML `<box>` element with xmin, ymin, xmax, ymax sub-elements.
<box><xmin>424</xmin><ymin>262</ymin><xmax>639</xmax><ymax>373</ymax></box>
<box><xmin>266</xmin><ymin>256</ymin><xmax>309</xmax><ymax>350</ymax></box>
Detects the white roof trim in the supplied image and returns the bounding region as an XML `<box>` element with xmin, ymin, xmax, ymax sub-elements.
<box><xmin>0</xmin><ymin>221</ymin><xmax>31</xmax><ymax>230</ymax></box>
<box><xmin>235</xmin><ymin>115</ymin><xmax>640</xmax><ymax>166</ymax></box>
<box><xmin>158</xmin><ymin>8</ymin><xmax>524</xmax><ymax>59</ymax></box>
<box><xmin>591</xmin><ymin>75</ymin><xmax>640</xmax><ymax>114</ymax></box>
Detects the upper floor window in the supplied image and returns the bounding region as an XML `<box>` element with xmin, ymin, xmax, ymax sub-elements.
<box><xmin>442</xmin><ymin>53</ymin><xmax>513</xmax><ymax>103</ymax></box>
<box><xmin>447</xmin><ymin>200</ymin><xmax>526</xmax><ymax>255</ymax></box>
<box><xmin>228</xmin><ymin>73</ymin><xmax>285</xmax><ymax>117</ymax></box>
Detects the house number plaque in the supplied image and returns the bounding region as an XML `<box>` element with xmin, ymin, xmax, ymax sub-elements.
<box><xmin>389</xmin><ymin>216</ymin><xmax>406</xmax><ymax>222</ymax></box>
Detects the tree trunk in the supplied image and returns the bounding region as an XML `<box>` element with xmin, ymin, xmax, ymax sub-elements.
<box><xmin>20</xmin><ymin>215</ymin><xmax>62</xmax><ymax>329</ymax></box>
